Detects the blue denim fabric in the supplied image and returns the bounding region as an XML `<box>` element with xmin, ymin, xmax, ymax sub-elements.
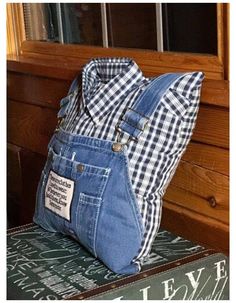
<box><xmin>118</xmin><ymin>73</ymin><xmax>183</xmax><ymax>139</ymax></box>
<box><xmin>33</xmin><ymin>129</ymin><xmax>144</xmax><ymax>274</ymax></box>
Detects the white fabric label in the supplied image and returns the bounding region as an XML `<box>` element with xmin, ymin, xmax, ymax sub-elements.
<box><xmin>45</xmin><ymin>170</ymin><xmax>74</xmax><ymax>221</ymax></box>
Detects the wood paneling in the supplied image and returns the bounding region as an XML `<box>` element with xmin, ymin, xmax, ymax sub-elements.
<box><xmin>216</xmin><ymin>3</ymin><xmax>230</xmax><ymax>80</ymax></box>
<box><xmin>182</xmin><ymin>142</ymin><xmax>229</xmax><ymax>176</ymax></box>
<box><xmin>7</xmin><ymin>143</ymin><xmax>46</xmax><ymax>228</ymax></box>
<box><xmin>217</xmin><ymin>3</ymin><xmax>224</xmax><ymax>65</ymax></box>
<box><xmin>20</xmin><ymin>41</ymin><xmax>224</xmax><ymax>80</ymax></box>
<box><xmin>223</xmin><ymin>4</ymin><xmax>230</xmax><ymax>80</ymax></box>
<box><xmin>7</xmin><ymin>70</ymin><xmax>229</xmax><ymax>108</ymax></box>
<box><xmin>7</xmin><ymin>55</ymin><xmax>81</xmax><ymax>81</ymax></box>
<box><xmin>20</xmin><ymin>149</ymin><xmax>46</xmax><ymax>224</ymax></box>
<box><xmin>166</xmin><ymin>160</ymin><xmax>229</xmax><ymax>207</ymax></box>
<box><xmin>193</xmin><ymin>105</ymin><xmax>229</xmax><ymax>148</ymax></box>
<box><xmin>7</xmin><ymin>143</ymin><xmax>23</xmax><ymax>228</ymax></box>
<box><xmin>8</xmin><ymin>53</ymin><xmax>224</xmax><ymax>81</ymax></box>
<box><xmin>164</xmin><ymin>160</ymin><xmax>229</xmax><ymax>225</ymax></box>
<box><xmin>7</xmin><ymin>143</ymin><xmax>22</xmax><ymax>196</ymax></box>
<box><xmin>7</xmin><ymin>72</ymin><xmax>70</xmax><ymax>108</ymax></box>
<box><xmin>164</xmin><ymin>184</ymin><xmax>229</xmax><ymax>225</ymax></box>
<box><xmin>200</xmin><ymin>79</ymin><xmax>229</xmax><ymax>108</ymax></box>
<box><xmin>7</xmin><ymin>100</ymin><xmax>229</xmax><ymax>158</ymax></box>
<box><xmin>7</xmin><ymin>100</ymin><xmax>57</xmax><ymax>156</ymax></box>
<box><xmin>161</xmin><ymin>203</ymin><xmax>229</xmax><ymax>255</ymax></box>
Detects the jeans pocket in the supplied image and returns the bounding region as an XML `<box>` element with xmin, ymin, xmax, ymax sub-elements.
<box><xmin>71</xmin><ymin>162</ymin><xmax>110</xmax><ymax>199</ymax></box>
<box><xmin>76</xmin><ymin>193</ymin><xmax>102</xmax><ymax>256</ymax></box>
<box><xmin>34</xmin><ymin>141</ymin><xmax>112</xmax><ymax>258</ymax></box>
<box><xmin>121</xmin><ymin>152</ymin><xmax>144</xmax><ymax>237</ymax></box>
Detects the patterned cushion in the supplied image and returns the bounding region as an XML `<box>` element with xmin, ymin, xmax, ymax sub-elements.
<box><xmin>37</xmin><ymin>58</ymin><xmax>204</xmax><ymax>270</ymax></box>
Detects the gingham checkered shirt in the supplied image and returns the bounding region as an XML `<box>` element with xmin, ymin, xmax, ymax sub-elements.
<box><xmin>60</xmin><ymin>58</ymin><xmax>203</xmax><ymax>266</ymax></box>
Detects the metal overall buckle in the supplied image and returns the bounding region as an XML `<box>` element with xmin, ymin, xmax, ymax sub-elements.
<box><xmin>112</xmin><ymin>126</ymin><xmax>138</xmax><ymax>152</ymax></box>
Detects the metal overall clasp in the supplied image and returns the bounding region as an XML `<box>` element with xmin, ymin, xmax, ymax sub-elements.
<box><xmin>112</xmin><ymin>127</ymin><xmax>138</xmax><ymax>152</ymax></box>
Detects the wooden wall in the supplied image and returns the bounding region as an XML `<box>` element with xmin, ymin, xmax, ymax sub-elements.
<box><xmin>7</xmin><ymin>43</ymin><xmax>229</xmax><ymax>254</ymax></box>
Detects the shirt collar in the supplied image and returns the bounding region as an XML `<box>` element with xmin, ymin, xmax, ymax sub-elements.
<box><xmin>82</xmin><ymin>58</ymin><xmax>144</xmax><ymax>124</ymax></box>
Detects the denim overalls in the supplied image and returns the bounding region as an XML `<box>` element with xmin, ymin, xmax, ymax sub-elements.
<box><xmin>33</xmin><ymin>73</ymin><xmax>183</xmax><ymax>274</ymax></box>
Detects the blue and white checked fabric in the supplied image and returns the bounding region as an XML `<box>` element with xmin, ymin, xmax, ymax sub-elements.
<box><xmin>59</xmin><ymin>57</ymin><xmax>204</xmax><ymax>267</ymax></box>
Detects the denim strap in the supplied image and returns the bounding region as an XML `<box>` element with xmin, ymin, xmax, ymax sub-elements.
<box><xmin>117</xmin><ymin>73</ymin><xmax>184</xmax><ymax>140</ymax></box>
<box><xmin>68</xmin><ymin>75</ymin><xmax>80</xmax><ymax>94</ymax></box>
<box><xmin>57</xmin><ymin>74</ymin><xmax>80</xmax><ymax>119</ymax></box>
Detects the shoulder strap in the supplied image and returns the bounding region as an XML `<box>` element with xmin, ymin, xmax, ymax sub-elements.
<box><xmin>57</xmin><ymin>74</ymin><xmax>81</xmax><ymax>119</ymax></box>
<box><xmin>68</xmin><ymin>74</ymin><xmax>80</xmax><ymax>94</ymax></box>
<box><xmin>117</xmin><ymin>73</ymin><xmax>184</xmax><ymax>140</ymax></box>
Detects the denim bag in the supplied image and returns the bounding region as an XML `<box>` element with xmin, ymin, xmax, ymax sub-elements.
<box><xmin>34</xmin><ymin>68</ymin><xmax>203</xmax><ymax>274</ymax></box>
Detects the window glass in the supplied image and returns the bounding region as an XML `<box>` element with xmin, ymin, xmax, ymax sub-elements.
<box><xmin>23</xmin><ymin>3</ymin><xmax>103</xmax><ymax>45</ymax></box>
<box><xmin>106</xmin><ymin>3</ymin><xmax>157</xmax><ymax>50</ymax></box>
<box><xmin>60</xmin><ymin>3</ymin><xmax>103</xmax><ymax>45</ymax></box>
<box><xmin>162</xmin><ymin>4</ymin><xmax>217</xmax><ymax>54</ymax></box>
<box><xmin>23</xmin><ymin>3</ymin><xmax>218</xmax><ymax>55</ymax></box>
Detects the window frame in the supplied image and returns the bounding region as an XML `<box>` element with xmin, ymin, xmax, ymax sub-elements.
<box><xmin>6</xmin><ymin>3</ymin><xmax>229</xmax><ymax>80</ymax></box>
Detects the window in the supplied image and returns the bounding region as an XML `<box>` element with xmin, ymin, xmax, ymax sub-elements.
<box><xmin>7</xmin><ymin>3</ymin><xmax>229</xmax><ymax>81</ymax></box>
<box><xmin>22</xmin><ymin>3</ymin><xmax>218</xmax><ymax>54</ymax></box>
<box><xmin>23</xmin><ymin>3</ymin><xmax>103</xmax><ymax>45</ymax></box>
<box><xmin>162</xmin><ymin>4</ymin><xmax>217</xmax><ymax>54</ymax></box>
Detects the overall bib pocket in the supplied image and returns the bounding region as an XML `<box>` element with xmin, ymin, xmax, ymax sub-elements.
<box><xmin>76</xmin><ymin>193</ymin><xmax>102</xmax><ymax>256</ymax></box>
<box><xmin>34</xmin><ymin>145</ymin><xmax>110</xmax><ymax>256</ymax></box>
